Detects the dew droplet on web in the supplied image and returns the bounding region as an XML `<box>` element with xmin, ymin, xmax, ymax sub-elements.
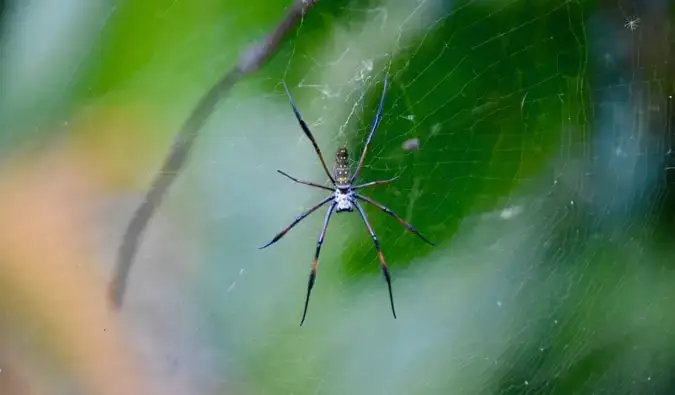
<box><xmin>500</xmin><ymin>206</ymin><xmax>522</xmax><ymax>220</ymax></box>
<box><xmin>402</xmin><ymin>138</ymin><xmax>420</xmax><ymax>152</ymax></box>
<box><xmin>320</xmin><ymin>88</ymin><xmax>333</xmax><ymax>98</ymax></box>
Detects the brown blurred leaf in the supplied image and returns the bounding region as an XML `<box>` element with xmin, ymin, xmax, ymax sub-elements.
<box><xmin>0</xmin><ymin>144</ymin><xmax>157</xmax><ymax>395</ymax></box>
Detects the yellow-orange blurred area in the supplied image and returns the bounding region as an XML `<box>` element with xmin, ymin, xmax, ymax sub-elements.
<box><xmin>0</xmin><ymin>104</ymin><xmax>163</xmax><ymax>395</ymax></box>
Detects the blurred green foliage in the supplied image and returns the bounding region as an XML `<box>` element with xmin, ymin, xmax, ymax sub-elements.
<box><xmin>343</xmin><ymin>0</ymin><xmax>592</xmax><ymax>271</ymax></box>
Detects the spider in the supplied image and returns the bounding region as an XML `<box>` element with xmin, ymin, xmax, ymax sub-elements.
<box><xmin>260</xmin><ymin>77</ymin><xmax>435</xmax><ymax>326</ymax></box>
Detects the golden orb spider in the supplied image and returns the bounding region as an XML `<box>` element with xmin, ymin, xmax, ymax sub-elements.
<box><xmin>260</xmin><ymin>77</ymin><xmax>435</xmax><ymax>326</ymax></box>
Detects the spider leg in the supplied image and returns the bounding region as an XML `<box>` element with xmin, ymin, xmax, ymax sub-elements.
<box><xmin>352</xmin><ymin>176</ymin><xmax>399</xmax><ymax>190</ymax></box>
<box><xmin>259</xmin><ymin>195</ymin><xmax>332</xmax><ymax>249</ymax></box>
<box><xmin>353</xmin><ymin>200</ymin><xmax>396</xmax><ymax>319</ymax></box>
<box><xmin>277</xmin><ymin>170</ymin><xmax>333</xmax><ymax>192</ymax></box>
<box><xmin>301</xmin><ymin>202</ymin><xmax>336</xmax><ymax>326</ymax></box>
<box><xmin>282</xmin><ymin>82</ymin><xmax>336</xmax><ymax>185</ymax></box>
<box><xmin>350</xmin><ymin>76</ymin><xmax>388</xmax><ymax>183</ymax></box>
<box><xmin>355</xmin><ymin>193</ymin><xmax>435</xmax><ymax>246</ymax></box>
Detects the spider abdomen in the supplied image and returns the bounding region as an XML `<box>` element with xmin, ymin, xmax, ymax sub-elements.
<box><xmin>335</xmin><ymin>147</ymin><xmax>350</xmax><ymax>185</ymax></box>
<box><xmin>334</xmin><ymin>189</ymin><xmax>354</xmax><ymax>212</ymax></box>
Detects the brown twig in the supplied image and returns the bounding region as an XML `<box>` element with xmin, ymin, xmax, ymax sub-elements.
<box><xmin>108</xmin><ymin>0</ymin><xmax>320</xmax><ymax>309</ymax></box>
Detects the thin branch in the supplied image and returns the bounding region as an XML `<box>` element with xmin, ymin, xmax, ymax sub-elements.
<box><xmin>108</xmin><ymin>0</ymin><xmax>320</xmax><ymax>309</ymax></box>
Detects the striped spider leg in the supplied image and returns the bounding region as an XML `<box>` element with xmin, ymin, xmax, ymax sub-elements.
<box><xmin>260</xmin><ymin>77</ymin><xmax>435</xmax><ymax>326</ymax></box>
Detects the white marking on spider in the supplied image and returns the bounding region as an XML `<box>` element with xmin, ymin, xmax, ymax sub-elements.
<box><xmin>334</xmin><ymin>189</ymin><xmax>354</xmax><ymax>212</ymax></box>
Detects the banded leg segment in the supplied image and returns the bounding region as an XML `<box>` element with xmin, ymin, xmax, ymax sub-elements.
<box><xmin>355</xmin><ymin>194</ymin><xmax>435</xmax><ymax>246</ymax></box>
<box><xmin>353</xmin><ymin>200</ymin><xmax>396</xmax><ymax>319</ymax></box>
<box><xmin>282</xmin><ymin>82</ymin><xmax>336</xmax><ymax>185</ymax></box>
<box><xmin>301</xmin><ymin>202</ymin><xmax>336</xmax><ymax>326</ymax></box>
<box><xmin>277</xmin><ymin>170</ymin><xmax>333</xmax><ymax>192</ymax></box>
<box><xmin>259</xmin><ymin>195</ymin><xmax>332</xmax><ymax>249</ymax></box>
<box><xmin>350</xmin><ymin>77</ymin><xmax>388</xmax><ymax>183</ymax></box>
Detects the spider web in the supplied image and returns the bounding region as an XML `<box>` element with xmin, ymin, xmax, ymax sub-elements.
<box><xmin>1</xmin><ymin>0</ymin><xmax>673</xmax><ymax>395</ymax></box>
<box><xmin>172</xmin><ymin>1</ymin><xmax>675</xmax><ymax>394</ymax></box>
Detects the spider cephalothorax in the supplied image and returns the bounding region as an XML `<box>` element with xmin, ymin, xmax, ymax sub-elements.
<box><xmin>260</xmin><ymin>77</ymin><xmax>435</xmax><ymax>326</ymax></box>
<box><xmin>333</xmin><ymin>188</ymin><xmax>354</xmax><ymax>213</ymax></box>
